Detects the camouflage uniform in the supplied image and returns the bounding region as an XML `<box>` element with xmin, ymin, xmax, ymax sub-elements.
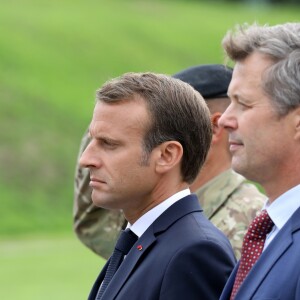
<box><xmin>194</xmin><ymin>169</ymin><xmax>266</xmax><ymax>259</ymax></box>
<box><xmin>74</xmin><ymin>133</ymin><xmax>266</xmax><ymax>259</ymax></box>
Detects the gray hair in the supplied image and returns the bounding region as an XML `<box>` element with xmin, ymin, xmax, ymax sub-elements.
<box><xmin>96</xmin><ymin>72</ymin><xmax>212</xmax><ymax>184</ymax></box>
<box><xmin>222</xmin><ymin>22</ymin><xmax>300</xmax><ymax>115</ymax></box>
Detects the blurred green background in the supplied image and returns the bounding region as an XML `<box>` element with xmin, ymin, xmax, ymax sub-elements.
<box><xmin>0</xmin><ymin>0</ymin><xmax>299</xmax><ymax>299</ymax></box>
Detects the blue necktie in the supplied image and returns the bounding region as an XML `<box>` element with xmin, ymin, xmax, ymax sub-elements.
<box><xmin>96</xmin><ymin>229</ymin><xmax>138</xmax><ymax>299</ymax></box>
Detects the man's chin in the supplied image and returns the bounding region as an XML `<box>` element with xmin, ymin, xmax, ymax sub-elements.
<box><xmin>91</xmin><ymin>195</ymin><xmax>119</xmax><ymax>210</ymax></box>
<box><xmin>231</xmin><ymin>159</ymin><xmax>246</xmax><ymax>176</ymax></box>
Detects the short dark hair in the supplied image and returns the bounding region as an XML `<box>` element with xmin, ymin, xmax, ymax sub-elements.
<box><xmin>96</xmin><ymin>72</ymin><xmax>212</xmax><ymax>183</ymax></box>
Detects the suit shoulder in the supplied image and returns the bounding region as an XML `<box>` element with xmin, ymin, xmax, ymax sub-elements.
<box><xmin>173</xmin><ymin>211</ymin><xmax>235</xmax><ymax>254</ymax></box>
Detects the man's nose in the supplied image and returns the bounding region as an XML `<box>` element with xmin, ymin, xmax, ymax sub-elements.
<box><xmin>79</xmin><ymin>140</ymin><xmax>95</xmax><ymax>168</ymax></box>
<box><xmin>218</xmin><ymin>105</ymin><xmax>236</xmax><ymax>130</ymax></box>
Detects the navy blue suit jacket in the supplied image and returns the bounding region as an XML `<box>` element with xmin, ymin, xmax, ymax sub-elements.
<box><xmin>220</xmin><ymin>206</ymin><xmax>300</xmax><ymax>300</ymax></box>
<box><xmin>88</xmin><ymin>194</ymin><xmax>236</xmax><ymax>300</ymax></box>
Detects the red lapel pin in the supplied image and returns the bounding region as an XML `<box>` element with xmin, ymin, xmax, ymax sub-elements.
<box><xmin>137</xmin><ymin>245</ymin><xmax>143</xmax><ymax>251</ymax></box>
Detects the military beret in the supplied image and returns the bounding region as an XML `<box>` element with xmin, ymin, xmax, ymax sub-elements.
<box><xmin>172</xmin><ymin>64</ymin><xmax>233</xmax><ymax>99</ymax></box>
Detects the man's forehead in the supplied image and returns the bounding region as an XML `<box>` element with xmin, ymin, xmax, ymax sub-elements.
<box><xmin>89</xmin><ymin>101</ymin><xmax>149</xmax><ymax>137</ymax></box>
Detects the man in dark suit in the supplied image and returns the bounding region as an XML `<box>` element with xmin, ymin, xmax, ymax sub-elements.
<box><xmin>218</xmin><ymin>22</ymin><xmax>300</xmax><ymax>299</ymax></box>
<box><xmin>73</xmin><ymin>65</ymin><xmax>265</xmax><ymax>260</ymax></box>
<box><xmin>80</xmin><ymin>72</ymin><xmax>236</xmax><ymax>299</ymax></box>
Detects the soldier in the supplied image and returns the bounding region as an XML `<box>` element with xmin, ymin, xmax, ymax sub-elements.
<box><xmin>73</xmin><ymin>64</ymin><xmax>266</xmax><ymax>259</ymax></box>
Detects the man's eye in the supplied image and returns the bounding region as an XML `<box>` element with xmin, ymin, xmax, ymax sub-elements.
<box><xmin>238</xmin><ymin>102</ymin><xmax>251</xmax><ymax>109</ymax></box>
<box><xmin>102</xmin><ymin>140</ymin><xmax>117</xmax><ymax>148</ymax></box>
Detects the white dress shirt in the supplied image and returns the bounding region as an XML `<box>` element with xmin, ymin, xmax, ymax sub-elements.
<box><xmin>127</xmin><ymin>189</ymin><xmax>191</xmax><ymax>238</ymax></box>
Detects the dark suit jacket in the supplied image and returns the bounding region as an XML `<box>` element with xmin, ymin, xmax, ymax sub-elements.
<box><xmin>220</xmin><ymin>206</ymin><xmax>300</xmax><ymax>300</ymax></box>
<box><xmin>88</xmin><ymin>194</ymin><xmax>236</xmax><ymax>300</ymax></box>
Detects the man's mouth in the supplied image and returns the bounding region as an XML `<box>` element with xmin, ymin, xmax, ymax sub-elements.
<box><xmin>228</xmin><ymin>140</ymin><xmax>243</xmax><ymax>152</ymax></box>
<box><xmin>90</xmin><ymin>177</ymin><xmax>106</xmax><ymax>187</ymax></box>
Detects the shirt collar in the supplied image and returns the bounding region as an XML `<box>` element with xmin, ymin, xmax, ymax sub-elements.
<box><xmin>265</xmin><ymin>184</ymin><xmax>300</xmax><ymax>231</ymax></box>
<box><xmin>127</xmin><ymin>188</ymin><xmax>191</xmax><ymax>237</ymax></box>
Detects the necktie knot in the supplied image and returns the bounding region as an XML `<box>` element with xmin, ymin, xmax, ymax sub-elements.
<box><xmin>115</xmin><ymin>229</ymin><xmax>138</xmax><ymax>255</ymax></box>
<box><xmin>246</xmin><ymin>209</ymin><xmax>274</xmax><ymax>241</ymax></box>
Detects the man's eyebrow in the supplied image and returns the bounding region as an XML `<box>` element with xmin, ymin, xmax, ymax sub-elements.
<box><xmin>90</xmin><ymin>133</ymin><xmax>120</xmax><ymax>144</ymax></box>
<box><xmin>227</xmin><ymin>91</ymin><xmax>240</xmax><ymax>101</ymax></box>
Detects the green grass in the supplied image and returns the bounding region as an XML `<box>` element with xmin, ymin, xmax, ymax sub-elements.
<box><xmin>0</xmin><ymin>0</ymin><xmax>298</xmax><ymax>298</ymax></box>
<box><xmin>0</xmin><ymin>234</ymin><xmax>105</xmax><ymax>299</ymax></box>
<box><xmin>0</xmin><ymin>0</ymin><xmax>299</xmax><ymax>234</ymax></box>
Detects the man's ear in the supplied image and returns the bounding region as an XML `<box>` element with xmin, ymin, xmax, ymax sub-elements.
<box><xmin>211</xmin><ymin>112</ymin><xmax>223</xmax><ymax>143</ymax></box>
<box><xmin>155</xmin><ymin>141</ymin><xmax>183</xmax><ymax>174</ymax></box>
<box><xmin>293</xmin><ymin>107</ymin><xmax>300</xmax><ymax>141</ymax></box>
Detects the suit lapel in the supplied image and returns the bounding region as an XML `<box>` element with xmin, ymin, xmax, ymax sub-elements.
<box><xmin>235</xmin><ymin>206</ymin><xmax>300</xmax><ymax>300</ymax></box>
<box><xmin>219</xmin><ymin>264</ymin><xmax>239</xmax><ymax>300</ymax></box>
<box><xmin>100</xmin><ymin>228</ymin><xmax>156</xmax><ymax>299</ymax></box>
<box><xmin>99</xmin><ymin>194</ymin><xmax>202</xmax><ymax>300</ymax></box>
<box><xmin>88</xmin><ymin>260</ymin><xmax>109</xmax><ymax>300</ymax></box>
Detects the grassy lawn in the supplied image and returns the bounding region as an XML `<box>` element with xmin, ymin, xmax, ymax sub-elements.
<box><xmin>0</xmin><ymin>1</ymin><xmax>298</xmax><ymax>297</ymax></box>
<box><xmin>0</xmin><ymin>234</ymin><xmax>105</xmax><ymax>299</ymax></box>
<box><xmin>1</xmin><ymin>0</ymin><xmax>299</xmax><ymax>238</ymax></box>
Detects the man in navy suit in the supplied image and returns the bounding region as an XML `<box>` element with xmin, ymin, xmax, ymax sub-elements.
<box><xmin>218</xmin><ymin>22</ymin><xmax>300</xmax><ymax>299</ymax></box>
<box><xmin>80</xmin><ymin>72</ymin><xmax>236</xmax><ymax>299</ymax></box>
